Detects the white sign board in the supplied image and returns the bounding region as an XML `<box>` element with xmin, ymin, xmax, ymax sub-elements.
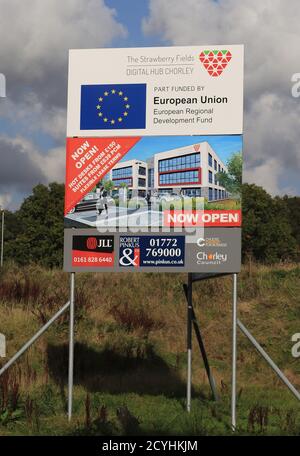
<box><xmin>64</xmin><ymin>44</ymin><xmax>243</xmax><ymax>274</ymax></box>
<box><xmin>67</xmin><ymin>45</ymin><xmax>243</xmax><ymax>137</ymax></box>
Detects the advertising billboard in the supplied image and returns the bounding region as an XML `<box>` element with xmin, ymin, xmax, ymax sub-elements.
<box><xmin>64</xmin><ymin>45</ymin><xmax>243</xmax><ymax>273</ymax></box>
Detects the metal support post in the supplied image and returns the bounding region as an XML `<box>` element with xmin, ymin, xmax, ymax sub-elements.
<box><xmin>0</xmin><ymin>301</ymin><xmax>70</xmax><ymax>377</ymax></box>
<box><xmin>186</xmin><ymin>273</ymin><xmax>193</xmax><ymax>412</ymax></box>
<box><xmin>0</xmin><ymin>210</ymin><xmax>4</xmax><ymax>267</ymax></box>
<box><xmin>231</xmin><ymin>273</ymin><xmax>238</xmax><ymax>431</ymax></box>
<box><xmin>68</xmin><ymin>272</ymin><xmax>75</xmax><ymax>421</ymax></box>
<box><xmin>237</xmin><ymin>319</ymin><xmax>300</xmax><ymax>401</ymax></box>
<box><xmin>183</xmin><ymin>282</ymin><xmax>218</xmax><ymax>401</ymax></box>
<box><xmin>191</xmin><ymin>306</ymin><xmax>218</xmax><ymax>401</ymax></box>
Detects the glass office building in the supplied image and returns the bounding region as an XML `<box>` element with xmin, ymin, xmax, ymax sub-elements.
<box><xmin>111</xmin><ymin>166</ymin><xmax>133</xmax><ymax>188</ymax></box>
<box><xmin>154</xmin><ymin>142</ymin><xmax>228</xmax><ymax>200</ymax></box>
<box><xmin>110</xmin><ymin>142</ymin><xmax>229</xmax><ymax>201</ymax></box>
<box><xmin>109</xmin><ymin>160</ymin><xmax>148</xmax><ymax>197</ymax></box>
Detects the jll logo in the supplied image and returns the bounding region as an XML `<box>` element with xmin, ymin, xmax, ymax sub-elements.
<box><xmin>87</xmin><ymin>237</ymin><xmax>98</xmax><ymax>250</ymax></box>
<box><xmin>86</xmin><ymin>237</ymin><xmax>113</xmax><ymax>250</ymax></box>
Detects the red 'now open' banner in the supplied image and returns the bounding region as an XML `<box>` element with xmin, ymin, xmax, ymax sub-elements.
<box><xmin>164</xmin><ymin>210</ymin><xmax>241</xmax><ymax>227</ymax></box>
<box><xmin>65</xmin><ymin>137</ymin><xmax>141</xmax><ymax>215</ymax></box>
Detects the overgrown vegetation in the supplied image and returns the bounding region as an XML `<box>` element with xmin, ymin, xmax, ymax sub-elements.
<box><xmin>0</xmin><ymin>180</ymin><xmax>299</xmax><ymax>435</ymax></box>
<box><xmin>0</xmin><ymin>263</ymin><xmax>299</xmax><ymax>435</ymax></box>
<box><xmin>217</xmin><ymin>151</ymin><xmax>242</xmax><ymax>197</ymax></box>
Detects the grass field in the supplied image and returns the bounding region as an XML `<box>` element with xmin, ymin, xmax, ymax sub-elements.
<box><xmin>0</xmin><ymin>263</ymin><xmax>299</xmax><ymax>435</ymax></box>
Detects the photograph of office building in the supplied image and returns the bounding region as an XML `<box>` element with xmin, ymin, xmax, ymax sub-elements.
<box><xmin>65</xmin><ymin>135</ymin><xmax>242</xmax><ymax>228</ymax></box>
<box><xmin>153</xmin><ymin>142</ymin><xmax>228</xmax><ymax>200</ymax></box>
<box><xmin>110</xmin><ymin>141</ymin><xmax>229</xmax><ymax>201</ymax></box>
<box><xmin>109</xmin><ymin>159</ymin><xmax>148</xmax><ymax>198</ymax></box>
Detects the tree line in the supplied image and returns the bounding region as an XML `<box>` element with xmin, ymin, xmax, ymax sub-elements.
<box><xmin>1</xmin><ymin>182</ymin><xmax>299</xmax><ymax>268</ymax></box>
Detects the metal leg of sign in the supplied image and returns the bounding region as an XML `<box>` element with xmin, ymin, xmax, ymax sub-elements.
<box><xmin>0</xmin><ymin>301</ymin><xmax>70</xmax><ymax>378</ymax></box>
<box><xmin>231</xmin><ymin>273</ymin><xmax>238</xmax><ymax>431</ymax></box>
<box><xmin>237</xmin><ymin>319</ymin><xmax>300</xmax><ymax>401</ymax></box>
<box><xmin>186</xmin><ymin>273</ymin><xmax>193</xmax><ymax>412</ymax></box>
<box><xmin>68</xmin><ymin>272</ymin><xmax>75</xmax><ymax>422</ymax></box>
<box><xmin>0</xmin><ymin>210</ymin><xmax>4</xmax><ymax>267</ymax></box>
<box><xmin>191</xmin><ymin>307</ymin><xmax>218</xmax><ymax>401</ymax></box>
<box><xmin>183</xmin><ymin>282</ymin><xmax>218</xmax><ymax>402</ymax></box>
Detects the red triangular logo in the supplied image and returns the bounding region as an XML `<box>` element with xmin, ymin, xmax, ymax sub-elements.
<box><xmin>199</xmin><ymin>49</ymin><xmax>232</xmax><ymax>77</ymax></box>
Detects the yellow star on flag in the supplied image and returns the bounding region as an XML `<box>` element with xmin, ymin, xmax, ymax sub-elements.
<box><xmin>95</xmin><ymin>89</ymin><xmax>131</xmax><ymax>125</ymax></box>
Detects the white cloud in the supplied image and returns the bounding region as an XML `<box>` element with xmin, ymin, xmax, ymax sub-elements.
<box><xmin>0</xmin><ymin>192</ymin><xmax>12</xmax><ymax>209</ymax></box>
<box><xmin>0</xmin><ymin>93</ymin><xmax>67</xmax><ymax>140</ymax></box>
<box><xmin>0</xmin><ymin>135</ymin><xmax>65</xmax><ymax>210</ymax></box>
<box><xmin>0</xmin><ymin>0</ymin><xmax>126</xmax><ymax>84</ymax></box>
<box><xmin>0</xmin><ymin>0</ymin><xmax>127</xmax><ymax>208</ymax></box>
<box><xmin>0</xmin><ymin>134</ymin><xmax>65</xmax><ymax>205</ymax></box>
<box><xmin>0</xmin><ymin>135</ymin><xmax>44</xmax><ymax>213</ymax></box>
<box><xmin>0</xmin><ymin>0</ymin><xmax>127</xmax><ymax>112</ymax></box>
<box><xmin>143</xmin><ymin>0</ymin><xmax>300</xmax><ymax>195</ymax></box>
<box><xmin>41</xmin><ymin>145</ymin><xmax>66</xmax><ymax>183</ymax></box>
<box><xmin>244</xmin><ymin>157</ymin><xmax>281</xmax><ymax>196</ymax></box>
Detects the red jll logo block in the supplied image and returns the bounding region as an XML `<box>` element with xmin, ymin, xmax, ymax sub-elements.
<box><xmin>86</xmin><ymin>237</ymin><xmax>98</xmax><ymax>250</ymax></box>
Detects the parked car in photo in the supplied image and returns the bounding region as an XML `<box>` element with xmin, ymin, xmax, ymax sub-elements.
<box><xmin>68</xmin><ymin>192</ymin><xmax>114</xmax><ymax>214</ymax></box>
<box><xmin>158</xmin><ymin>192</ymin><xmax>181</xmax><ymax>203</ymax></box>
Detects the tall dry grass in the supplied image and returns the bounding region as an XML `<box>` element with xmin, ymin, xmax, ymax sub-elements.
<box><xmin>0</xmin><ymin>261</ymin><xmax>299</xmax><ymax>397</ymax></box>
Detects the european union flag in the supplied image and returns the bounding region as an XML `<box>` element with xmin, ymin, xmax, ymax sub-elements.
<box><xmin>80</xmin><ymin>83</ymin><xmax>146</xmax><ymax>130</ymax></box>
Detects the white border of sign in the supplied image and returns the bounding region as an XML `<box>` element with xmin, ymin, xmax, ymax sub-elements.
<box><xmin>67</xmin><ymin>45</ymin><xmax>244</xmax><ymax>137</ymax></box>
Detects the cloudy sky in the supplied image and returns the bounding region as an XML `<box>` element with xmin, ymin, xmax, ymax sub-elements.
<box><xmin>0</xmin><ymin>0</ymin><xmax>299</xmax><ymax>209</ymax></box>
